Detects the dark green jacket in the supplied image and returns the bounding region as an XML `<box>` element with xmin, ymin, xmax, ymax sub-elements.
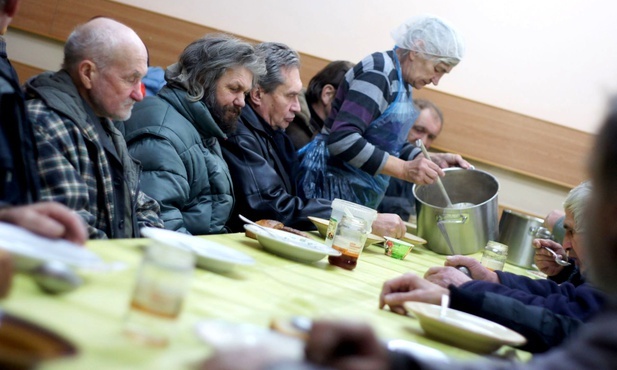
<box><xmin>121</xmin><ymin>86</ymin><xmax>233</xmax><ymax>235</ymax></box>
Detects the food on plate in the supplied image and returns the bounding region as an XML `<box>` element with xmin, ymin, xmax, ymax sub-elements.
<box><xmin>244</xmin><ymin>219</ymin><xmax>309</xmax><ymax>239</ymax></box>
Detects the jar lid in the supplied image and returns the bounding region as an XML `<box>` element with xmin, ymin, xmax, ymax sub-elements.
<box><xmin>340</xmin><ymin>215</ymin><xmax>367</xmax><ymax>229</ymax></box>
<box><xmin>486</xmin><ymin>240</ymin><xmax>508</xmax><ymax>252</ymax></box>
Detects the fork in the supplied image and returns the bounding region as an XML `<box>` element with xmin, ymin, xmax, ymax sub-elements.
<box><xmin>543</xmin><ymin>246</ymin><xmax>571</xmax><ymax>267</ymax></box>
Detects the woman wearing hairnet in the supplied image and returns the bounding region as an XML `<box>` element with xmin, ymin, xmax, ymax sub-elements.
<box><xmin>298</xmin><ymin>15</ymin><xmax>471</xmax><ymax>208</ymax></box>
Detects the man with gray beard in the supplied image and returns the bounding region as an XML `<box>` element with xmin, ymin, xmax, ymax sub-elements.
<box><xmin>121</xmin><ymin>33</ymin><xmax>265</xmax><ymax>235</ymax></box>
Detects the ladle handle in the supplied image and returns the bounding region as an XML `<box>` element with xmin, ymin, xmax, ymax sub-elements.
<box><xmin>415</xmin><ymin>140</ymin><xmax>453</xmax><ymax>208</ymax></box>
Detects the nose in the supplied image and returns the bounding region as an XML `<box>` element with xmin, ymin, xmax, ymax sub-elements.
<box><xmin>130</xmin><ymin>82</ymin><xmax>144</xmax><ymax>102</ymax></box>
<box><xmin>431</xmin><ymin>75</ymin><xmax>442</xmax><ymax>86</ymax></box>
<box><xmin>234</xmin><ymin>93</ymin><xmax>246</xmax><ymax>108</ymax></box>
<box><xmin>290</xmin><ymin>96</ymin><xmax>301</xmax><ymax>113</ymax></box>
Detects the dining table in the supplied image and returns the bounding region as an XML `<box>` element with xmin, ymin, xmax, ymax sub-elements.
<box><xmin>1</xmin><ymin>230</ymin><xmax>536</xmax><ymax>369</ymax></box>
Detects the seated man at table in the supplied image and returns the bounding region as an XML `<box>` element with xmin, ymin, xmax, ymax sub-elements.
<box><xmin>286</xmin><ymin>60</ymin><xmax>354</xmax><ymax>151</ymax></box>
<box><xmin>121</xmin><ymin>34</ymin><xmax>265</xmax><ymax>235</ymax></box>
<box><xmin>379</xmin><ymin>180</ymin><xmax>604</xmax><ymax>352</ymax></box>
<box><xmin>203</xmin><ymin>95</ymin><xmax>617</xmax><ymax>370</ymax></box>
<box><xmin>377</xmin><ymin>99</ymin><xmax>444</xmax><ymax>221</ymax></box>
<box><xmin>24</xmin><ymin>17</ymin><xmax>164</xmax><ymax>239</ymax></box>
<box><xmin>220</xmin><ymin>42</ymin><xmax>405</xmax><ymax>237</ymax></box>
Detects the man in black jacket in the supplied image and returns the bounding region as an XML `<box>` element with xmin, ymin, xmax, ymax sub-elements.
<box><xmin>221</xmin><ymin>43</ymin><xmax>405</xmax><ymax>237</ymax></box>
<box><xmin>220</xmin><ymin>42</ymin><xmax>333</xmax><ymax>232</ymax></box>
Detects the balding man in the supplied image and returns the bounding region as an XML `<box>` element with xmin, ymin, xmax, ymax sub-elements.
<box><xmin>24</xmin><ymin>17</ymin><xmax>163</xmax><ymax>239</ymax></box>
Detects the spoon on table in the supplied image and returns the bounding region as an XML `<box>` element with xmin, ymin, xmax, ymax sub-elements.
<box><xmin>543</xmin><ymin>246</ymin><xmax>571</xmax><ymax>267</ymax></box>
<box><xmin>415</xmin><ymin>140</ymin><xmax>453</xmax><ymax>208</ymax></box>
<box><xmin>239</xmin><ymin>214</ymin><xmax>278</xmax><ymax>237</ymax></box>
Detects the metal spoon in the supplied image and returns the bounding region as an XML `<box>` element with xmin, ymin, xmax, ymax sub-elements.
<box><xmin>543</xmin><ymin>246</ymin><xmax>571</xmax><ymax>267</ymax></box>
<box><xmin>30</xmin><ymin>261</ymin><xmax>83</xmax><ymax>294</ymax></box>
<box><xmin>416</xmin><ymin>139</ymin><xmax>453</xmax><ymax>208</ymax></box>
<box><xmin>238</xmin><ymin>214</ymin><xmax>278</xmax><ymax>237</ymax></box>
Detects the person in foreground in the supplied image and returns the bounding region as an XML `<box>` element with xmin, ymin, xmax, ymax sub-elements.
<box><xmin>121</xmin><ymin>34</ymin><xmax>264</xmax><ymax>235</ymax></box>
<box><xmin>221</xmin><ymin>42</ymin><xmax>405</xmax><ymax>237</ymax></box>
<box><xmin>298</xmin><ymin>15</ymin><xmax>470</xmax><ymax>208</ymax></box>
<box><xmin>0</xmin><ymin>0</ymin><xmax>87</xmax><ymax>244</ymax></box>
<box><xmin>377</xmin><ymin>181</ymin><xmax>603</xmax><ymax>352</ymax></box>
<box><xmin>202</xmin><ymin>97</ymin><xmax>617</xmax><ymax>369</ymax></box>
<box><xmin>0</xmin><ymin>0</ymin><xmax>87</xmax><ymax>296</ymax></box>
<box><xmin>24</xmin><ymin>17</ymin><xmax>164</xmax><ymax>239</ymax></box>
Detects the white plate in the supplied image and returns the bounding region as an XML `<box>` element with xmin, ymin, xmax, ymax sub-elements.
<box><xmin>244</xmin><ymin>224</ymin><xmax>340</xmax><ymax>263</ymax></box>
<box><xmin>141</xmin><ymin>228</ymin><xmax>254</xmax><ymax>273</ymax></box>
<box><xmin>195</xmin><ymin>320</ymin><xmax>303</xmax><ymax>360</ymax></box>
<box><xmin>404</xmin><ymin>301</ymin><xmax>526</xmax><ymax>354</ymax></box>
<box><xmin>0</xmin><ymin>222</ymin><xmax>111</xmax><ymax>272</ymax></box>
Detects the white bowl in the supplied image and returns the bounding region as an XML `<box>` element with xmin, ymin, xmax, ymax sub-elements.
<box><xmin>404</xmin><ymin>301</ymin><xmax>526</xmax><ymax>353</ymax></box>
<box><xmin>141</xmin><ymin>228</ymin><xmax>255</xmax><ymax>273</ymax></box>
<box><xmin>244</xmin><ymin>224</ymin><xmax>340</xmax><ymax>263</ymax></box>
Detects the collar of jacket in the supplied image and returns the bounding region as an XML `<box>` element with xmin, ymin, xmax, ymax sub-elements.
<box><xmin>240</xmin><ymin>102</ymin><xmax>279</xmax><ymax>137</ymax></box>
<box><xmin>158</xmin><ymin>86</ymin><xmax>228</xmax><ymax>141</ymax></box>
<box><xmin>25</xmin><ymin>70</ymin><xmax>91</xmax><ymax>128</ymax></box>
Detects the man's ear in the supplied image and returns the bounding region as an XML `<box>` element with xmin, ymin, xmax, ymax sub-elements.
<box><xmin>78</xmin><ymin>60</ymin><xmax>96</xmax><ymax>90</ymax></box>
<box><xmin>320</xmin><ymin>84</ymin><xmax>336</xmax><ymax>106</ymax></box>
<box><xmin>249</xmin><ymin>87</ymin><xmax>263</xmax><ymax>107</ymax></box>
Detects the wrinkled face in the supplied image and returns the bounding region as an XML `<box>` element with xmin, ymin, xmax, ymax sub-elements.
<box><xmin>209</xmin><ymin>66</ymin><xmax>253</xmax><ymax>134</ymax></box>
<box><xmin>563</xmin><ymin>209</ymin><xmax>586</xmax><ymax>271</ymax></box>
<box><xmin>258</xmin><ymin>66</ymin><xmax>302</xmax><ymax>130</ymax></box>
<box><xmin>407</xmin><ymin>107</ymin><xmax>443</xmax><ymax>149</ymax></box>
<box><xmin>88</xmin><ymin>43</ymin><xmax>147</xmax><ymax>121</ymax></box>
<box><xmin>402</xmin><ymin>52</ymin><xmax>453</xmax><ymax>90</ymax></box>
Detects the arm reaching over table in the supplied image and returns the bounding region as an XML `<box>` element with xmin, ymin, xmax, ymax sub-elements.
<box><xmin>379</xmin><ymin>273</ymin><xmax>449</xmax><ymax>315</ymax></box>
<box><xmin>0</xmin><ymin>202</ymin><xmax>87</xmax><ymax>244</ymax></box>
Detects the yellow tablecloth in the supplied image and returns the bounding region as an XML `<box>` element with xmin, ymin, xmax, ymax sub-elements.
<box><xmin>2</xmin><ymin>232</ymin><xmax>534</xmax><ymax>369</ymax></box>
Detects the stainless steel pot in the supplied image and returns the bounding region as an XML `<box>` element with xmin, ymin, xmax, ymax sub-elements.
<box><xmin>413</xmin><ymin>168</ymin><xmax>499</xmax><ymax>255</ymax></box>
<box><xmin>498</xmin><ymin>210</ymin><xmax>545</xmax><ymax>268</ymax></box>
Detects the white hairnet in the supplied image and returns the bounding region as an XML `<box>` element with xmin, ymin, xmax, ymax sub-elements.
<box><xmin>391</xmin><ymin>15</ymin><xmax>465</xmax><ymax>65</ymax></box>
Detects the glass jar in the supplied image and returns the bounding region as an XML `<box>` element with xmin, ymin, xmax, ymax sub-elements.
<box><xmin>480</xmin><ymin>240</ymin><xmax>508</xmax><ymax>271</ymax></box>
<box><xmin>328</xmin><ymin>215</ymin><xmax>367</xmax><ymax>270</ymax></box>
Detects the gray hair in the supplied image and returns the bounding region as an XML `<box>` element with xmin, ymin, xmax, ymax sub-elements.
<box><xmin>62</xmin><ymin>18</ymin><xmax>124</xmax><ymax>72</ymax></box>
<box><xmin>254</xmin><ymin>42</ymin><xmax>300</xmax><ymax>93</ymax></box>
<box><xmin>563</xmin><ymin>181</ymin><xmax>592</xmax><ymax>233</ymax></box>
<box><xmin>391</xmin><ymin>15</ymin><xmax>465</xmax><ymax>66</ymax></box>
<box><xmin>414</xmin><ymin>98</ymin><xmax>444</xmax><ymax>126</ymax></box>
<box><xmin>169</xmin><ymin>34</ymin><xmax>265</xmax><ymax>102</ymax></box>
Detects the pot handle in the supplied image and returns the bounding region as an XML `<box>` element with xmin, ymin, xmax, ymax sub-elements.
<box><xmin>436</xmin><ymin>214</ymin><xmax>468</xmax><ymax>224</ymax></box>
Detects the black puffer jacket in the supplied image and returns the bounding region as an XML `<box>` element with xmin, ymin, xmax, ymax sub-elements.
<box><xmin>221</xmin><ymin>104</ymin><xmax>331</xmax><ymax>232</ymax></box>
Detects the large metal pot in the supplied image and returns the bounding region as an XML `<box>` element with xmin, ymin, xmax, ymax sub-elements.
<box><xmin>413</xmin><ymin>168</ymin><xmax>499</xmax><ymax>255</ymax></box>
<box><xmin>498</xmin><ymin>210</ymin><xmax>545</xmax><ymax>268</ymax></box>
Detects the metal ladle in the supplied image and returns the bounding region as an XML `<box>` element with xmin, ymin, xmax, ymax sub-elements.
<box><xmin>416</xmin><ymin>140</ymin><xmax>453</xmax><ymax>208</ymax></box>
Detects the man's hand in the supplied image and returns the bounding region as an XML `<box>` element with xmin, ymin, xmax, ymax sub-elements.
<box><xmin>305</xmin><ymin>320</ymin><xmax>390</xmax><ymax>370</ymax></box>
<box><xmin>424</xmin><ymin>266</ymin><xmax>472</xmax><ymax>288</ymax></box>
<box><xmin>0</xmin><ymin>202</ymin><xmax>88</xmax><ymax>245</ymax></box>
<box><xmin>379</xmin><ymin>273</ymin><xmax>448</xmax><ymax>315</ymax></box>
<box><xmin>532</xmin><ymin>239</ymin><xmax>567</xmax><ymax>276</ymax></box>
<box><xmin>443</xmin><ymin>255</ymin><xmax>499</xmax><ymax>283</ymax></box>
<box><xmin>428</xmin><ymin>152</ymin><xmax>471</xmax><ymax>169</ymax></box>
<box><xmin>371</xmin><ymin>214</ymin><xmax>406</xmax><ymax>239</ymax></box>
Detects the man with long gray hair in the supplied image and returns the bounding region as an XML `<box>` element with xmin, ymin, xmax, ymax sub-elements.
<box><xmin>121</xmin><ymin>33</ymin><xmax>264</xmax><ymax>235</ymax></box>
